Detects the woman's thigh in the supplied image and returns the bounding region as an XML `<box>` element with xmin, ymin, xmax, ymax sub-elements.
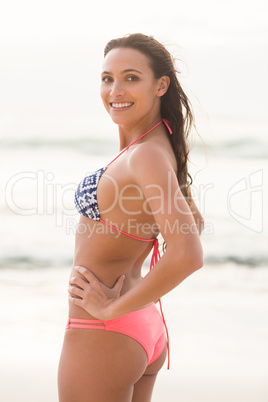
<box><xmin>58</xmin><ymin>328</ymin><xmax>148</xmax><ymax>402</ymax></box>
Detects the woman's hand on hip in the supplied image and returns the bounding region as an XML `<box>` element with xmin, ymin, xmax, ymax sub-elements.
<box><xmin>68</xmin><ymin>266</ymin><xmax>125</xmax><ymax>320</ymax></box>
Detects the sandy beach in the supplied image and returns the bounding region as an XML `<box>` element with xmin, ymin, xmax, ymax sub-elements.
<box><xmin>1</xmin><ymin>263</ymin><xmax>267</xmax><ymax>402</ymax></box>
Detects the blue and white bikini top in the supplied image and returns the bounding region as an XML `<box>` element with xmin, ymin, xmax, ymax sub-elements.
<box><xmin>74</xmin><ymin>119</ymin><xmax>172</xmax><ymax>222</ymax></box>
<box><xmin>74</xmin><ymin>165</ymin><xmax>107</xmax><ymax>221</ymax></box>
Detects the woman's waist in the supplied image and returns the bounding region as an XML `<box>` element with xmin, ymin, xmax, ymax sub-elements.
<box><xmin>71</xmin><ymin>255</ymin><xmax>142</xmax><ymax>282</ymax></box>
<box><xmin>68</xmin><ymin>264</ymin><xmax>143</xmax><ymax>321</ymax></box>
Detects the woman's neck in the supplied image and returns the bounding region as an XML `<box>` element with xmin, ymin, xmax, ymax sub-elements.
<box><xmin>118</xmin><ymin>115</ymin><xmax>162</xmax><ymax>150</ymax></box>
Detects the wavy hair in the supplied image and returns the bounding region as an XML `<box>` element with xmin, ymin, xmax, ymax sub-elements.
<box><xmin>104</xmin><ymin>33</ymin><xmax>195</xmax><ymax>201</ymax></box>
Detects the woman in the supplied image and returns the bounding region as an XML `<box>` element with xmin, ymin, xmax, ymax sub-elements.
<box><xmin>58</xmin><ymin>33</ymin><xmax>204</xmax><ymax>402</ymax></box>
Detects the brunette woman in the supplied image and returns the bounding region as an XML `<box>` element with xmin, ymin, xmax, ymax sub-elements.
<box><xmin>58</xmin><ymin>33</ymin><xmax>204</xmax><ymax>402</ymax></box>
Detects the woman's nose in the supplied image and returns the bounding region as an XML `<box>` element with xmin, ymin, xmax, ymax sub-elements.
<box><xmin>110</xmin><ymin>81</ymin><xmax>125</xmax><ymax>97</ymax></box>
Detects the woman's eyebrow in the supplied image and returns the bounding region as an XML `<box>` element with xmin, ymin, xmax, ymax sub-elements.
<box><xmin>101</xmin><ymin>69</ymin><xmax>143</xmax><ymax>75</ymax></box>
<box><xmin>123</xmin><ymin>69</ymin><xmax>143</xmax><ymax>74</ymax></box>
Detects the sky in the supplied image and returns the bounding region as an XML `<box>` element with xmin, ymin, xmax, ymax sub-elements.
<box><xmin>0</xmin><ymin>0</ymin><xmax>267</xmax><ymax>141</ymax></box>
<box><xmin>1</xmin><ymin>0</ymin><xmax>267</xmax><ymax>46</ymax></box>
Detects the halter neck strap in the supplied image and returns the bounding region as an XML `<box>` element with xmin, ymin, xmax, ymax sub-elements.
<box><xmin>107</xmin><ymin>119</ymin><xmax>172</xmax><ymax>166</ymax></box>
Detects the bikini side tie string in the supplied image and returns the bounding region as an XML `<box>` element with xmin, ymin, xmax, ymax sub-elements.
<box><xmin>150</xmin><ymin>238</ymin><xmax>170</xmax><ymax>370</ymax></box>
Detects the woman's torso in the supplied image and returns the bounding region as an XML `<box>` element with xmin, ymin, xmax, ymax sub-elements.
<box><xmin>69</xmin><ymin>124</ymin><xmax>177</xmax><ymax>319</ymax></box>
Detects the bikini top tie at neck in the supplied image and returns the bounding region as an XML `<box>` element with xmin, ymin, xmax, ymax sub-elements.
<box><xmin>162</xmin><ymin>118</ymin><xmax>173</xmax><ymax>135</ymax></box>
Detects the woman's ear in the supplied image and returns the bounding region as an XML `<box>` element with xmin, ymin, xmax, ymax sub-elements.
<box><xmin>157</xmin><ymin>76</ymin><xmax>170</xmax><ymax>97</ymax></box>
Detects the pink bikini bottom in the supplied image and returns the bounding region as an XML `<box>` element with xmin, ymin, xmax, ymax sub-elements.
<box><xmin>66</xmin><ymin>303</ymin><xmax>167</xmax><ymax>367</ymax></box>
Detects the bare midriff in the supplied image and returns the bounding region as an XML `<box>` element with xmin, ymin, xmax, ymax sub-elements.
<box><xmin>68</xmin><ymin>215</ymin><xmax>154</xmax><ymax>320</ymax></box>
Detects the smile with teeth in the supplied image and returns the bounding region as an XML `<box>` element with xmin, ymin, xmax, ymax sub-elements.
<box><xmin>111</xmin><ymin>102</ymin><xmax>134</xmax><ymax>109</ymax></box>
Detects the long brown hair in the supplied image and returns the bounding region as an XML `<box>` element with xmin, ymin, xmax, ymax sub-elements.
<box><xmin>104</xmin><ymin>33</ymin><xmax>195</xmax><ymax>201</ymax></box>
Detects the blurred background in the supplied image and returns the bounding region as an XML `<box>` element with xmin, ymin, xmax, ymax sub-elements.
<box><xmin>0</xmin><ymin>0</ymin><xmax>267</xmax><ymax>401</ymax></box>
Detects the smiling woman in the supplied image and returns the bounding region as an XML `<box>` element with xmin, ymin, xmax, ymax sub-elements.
<box><xmin>58</xmin><ymin>33</ymin><xmax>203</xmax><ymax>402</ymax></box>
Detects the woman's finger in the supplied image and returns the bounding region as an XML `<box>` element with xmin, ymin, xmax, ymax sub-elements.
<box><xmin>74</xmin><ymin>266</ymin><xmax>100</xmax><ymax>285</ymax></box>
<box><xmin>112</xmin><ymin>275</ymin><xmax>125</xmax><ymax>295</ymax></box>
<box><xmin>68</xmin><ymin>295</ymin><xmax>84</xmax><ymax>308</ymax></box>
<box><xmin>68</xmin><ymin>285</ymin><xmax>84</xmax><ymax>299</ymax></box>
<box><xmin>69</xmin><ymin>276</ymin><xmax>88</xmax><ymax>289</ymax></box>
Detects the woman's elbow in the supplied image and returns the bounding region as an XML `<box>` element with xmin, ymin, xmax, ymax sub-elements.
<box><xmin>191</xmin><ymin>250</ymin><xmax>203</xmax><ymax>271</ymax></box>
<box><xmin>176</xmin><ymin>244</ymin><xmax>203</xmax><ymax>274</ymax></box>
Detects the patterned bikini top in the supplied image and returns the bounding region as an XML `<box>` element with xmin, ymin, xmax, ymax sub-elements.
<box><xmin>74</xmin><ymin>166</ymin><xmax>106</xmax><ymax>221</ymax></box>
<box><xmin>74</xmin><ymin>119</ymin><xmax>172</xmax><ymax>222</ymax></box>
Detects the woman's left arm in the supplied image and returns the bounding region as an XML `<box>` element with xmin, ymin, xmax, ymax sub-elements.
<box><xmin>188</xmin><ymin>198</ymin><xmax>204</xmax><ymax>236</ymax></box>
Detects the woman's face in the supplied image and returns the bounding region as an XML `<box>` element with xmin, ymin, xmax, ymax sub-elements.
<box><xmin>100</xmin><ymin>47</ymin><xmax>162</xmax><ymax>126</ymax></box>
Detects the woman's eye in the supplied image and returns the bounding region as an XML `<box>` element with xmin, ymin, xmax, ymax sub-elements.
<box><xmin>102</xmin><ymin>76</ymin><xmax>113</xmax><ymax>83</ymax></box>
<box><xmin>126</xmin><ymin>75</ymin><xmax>139</xmax><ymax>82</ymax></box>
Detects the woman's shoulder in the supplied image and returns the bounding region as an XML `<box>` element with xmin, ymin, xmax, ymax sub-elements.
<box><xmin>128</xmin><ymin>139</ymin><xmax>177</xmax><ymax>185</ymax></box>
<box><xmin>128</xmin><ymin>138</ymin><xmax>176</xmax><ymax>173</ymax></box>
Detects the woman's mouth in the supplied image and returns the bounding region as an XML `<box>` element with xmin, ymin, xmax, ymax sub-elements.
<box><xmin>110</xmin><ymin>102</ymin><xmax>134</xmax><ymax>110</ymax></box>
